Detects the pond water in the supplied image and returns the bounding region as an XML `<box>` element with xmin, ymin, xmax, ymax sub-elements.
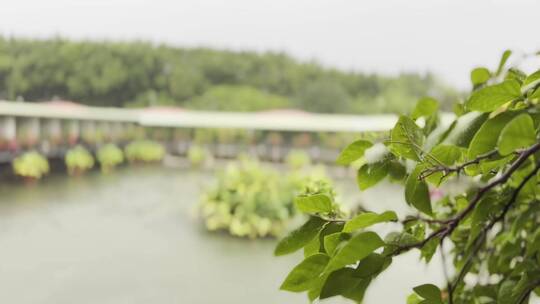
<box><xmin>0</xmin><ymin>165</ymin><xmax>444</xmax><ymax>304</ymax></box>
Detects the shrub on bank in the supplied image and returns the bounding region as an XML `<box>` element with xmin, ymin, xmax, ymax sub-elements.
<box><xmin>124</xmin><ymin>140</ymin><xmax>165</xmax><ymax>163</ymax></box>
<box><xmin>198</xmin><ymin>157</ymin><xmax>334</xmax><ymax>238</ymax></box>
<box><xmin>12</xmin><ymin>151</ymin><xmax>49</xmax><ymax>180</ymax></box>
<box><xmin>97</xmin><ymin>144</ymin><xmax>124</xmax><ymax>172</ymax></box>
<box><xmin>65</xmin><ymin>146</ymin><xmax>95</xmax><ymax>175</ymax></box>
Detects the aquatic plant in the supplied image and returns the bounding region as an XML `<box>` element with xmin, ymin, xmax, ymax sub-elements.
<box><xmin>65</xmin><ymin>145</ymin><xmax>95</xmax><ymax>175</ymax></box>
<box><xmin>285</xmin><ymin>149</ymin><xmax>311</xmax><ymax>170</ymax></box>
<box><xmin>124</xmin><ymin>140</ymin><xmax>165</xmax><ymax>163</ymax></box>
<box><xmin>187</xmin><ymin>144</ymin><xmax>212</xmax><ymax>168</ymax></box>
<box><xmin>275</xmin><ymin>51</ymin><xmax>540</xmax><ymax>303</ymax></box>
<box><xmin>198</xmin><ymin>157</ymin><xmax>334</xmax><ymax>238</ymax></box>
<box><xmin>12</xmin><ymin>151</ymin><xmax>49</xmax><ymax>180</ymax></box>
<box><xmin>97</xmin><ymin>144</ymin><xmax>124</xmax><ymax>172</ymax></box>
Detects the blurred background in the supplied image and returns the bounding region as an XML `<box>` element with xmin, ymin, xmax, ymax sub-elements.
<box><xmin>0</xmin><ymin>0</ymin><xmax>538</xmax><ymax>303</ymax></box>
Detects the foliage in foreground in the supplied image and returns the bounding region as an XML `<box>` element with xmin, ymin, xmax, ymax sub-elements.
<box><xmin>97</xmin><ymin>144</ymin><xmax>124</xmax><ymax>172</ymax></box>
<box><xmin>12</xmin><ymin>151</ymin><xmax>49</xmax><ymax>179</ymax></box>
<box><xmin>198</xmin><ymin>156</ymin><xmax>334</xmax><ymax>238</ymax></box>
<box><xmin>65</xmin><ymin>145</ymin><xmax>95</xmax><ymax>175</ymax></box>
<box><xmin>275</xmin><ymin>51</ymin><xmax>540</xmax><ymax>303</ymax></box>
<box><xmin>124</xmin><ymin>140</ymin><xmax>165</xmax><ymax>163</ymax></box>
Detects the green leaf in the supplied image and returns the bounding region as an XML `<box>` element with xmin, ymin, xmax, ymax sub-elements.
<box><xmin>467</xmin><ymin>111</ymin><xmax>518</xmax><ymax>158</ymax></box>
<box><xmin>407</xmin><ymin>293</ymin><xmax>423</xmax><ymax>304</ymax></box>
<box><xmin>466</xmin><ymin>80</ymin><xmax>521</xmax><ymax>112</ymax></box>
<box><xmin>413</xmin><ymin>284</ymin><xmax>442</xmax><ymax>303</ymax></box>
<box><xmin>429</xmin><ymin>144</ymin><xmax>463</xmax><ymax>165</ymax></box>
<box><xmin>354</xmin><ymin>253</ymin><xmax>388</xmax><ymax>278</ymax></box>
<box><xmin>295</xmin><ymin>194</ymin><xmax>333</xmax><ymax>214</ymax></box>
<box><xmin>390</xmin><ymin>116</ymin><xmax>424</xmax><ymax>161</ymax></box>
<box><xmin>341</xmin><ymin>277</ymin><xmax>371</xmax><ymax>302</ymax></box>
<box><xmin>324</xmin><ymin>231</ymin><xmax>385</xmax><ymax>273</ymax></box>
<box><xmin>317</xmin><ymin>222</ymin><xmax>344</xmax><ymax>254</ymax></box>
<box><xmin>336</xmin><ymin>140</ymin><xmax>373</xmax><ymax>165</ymax></box>
<box><xmin>532</xmin><ymin>87</ymin><xmax>540</xmax><ymax>100</ymax></box>
<box><xmin>388</xmin><ymin>161</ymin><xmax>407</xmax><ymax>181</ymax></box>
<box><xmin>319</xmin><ymin>268</ymin><xmax>362</xmax><ymax>299</ymax></box>
<box><xmin>307</xmin><ymin>273</ymin><xmax>329</xmax><ymax>302</ymax></box>
<box><xmin>441</xmin><ymin>111</ymin><xmax>487</xmax><ymax>148</ymax></box>
<box><xmin>275</xmin><ymin>217</ymin><xmax>326</xmax><ymax>256</ymax></box>
<box><xmin>425</xmin><ymin>145</ymin><xmax>464</xmax><ymax>184</ymax></box>
<box><xmin>319</xmin><ymin>268</ymin><xmax>371</xmax><ymax>302</ymax></box>
<box><xmin>357</xmin><ymin>162</ymin><xmax>389</xmax><ymax>190</ymax></box>
<box><xmin>343</xmin><ymin>211</ymin><xmax>397</xmax><ymax>232</ymax></box>
<box><xmin>412</xmin><ymin>97</ymin><xmax>439</xmax><ymax>120</ymax></box>
<box><xmin>424</xmin><ymin>146</ymin><xmax>463</xmax><ymax>185</ymax></box>
<box><xmin>303</xmin><ymin>235</ymin><xmax>321</xmax><ymax>258</ymax></box>
<box><xmin>506</xmin><ymin>68</ymin><xmax>527</xmax><ymax>84</ymax></box>
<box><xmin>497</xmin><ymin>113</ymin><xmax>536</xmax><ymax>155</ymax></box>
<box><xmin>405</xmin><ymin>165</ymin><xmax>432</xmax><ymax>215</ymax></box>
<box><xmin>280</xmin><ymin>253</ymin><xmax>330</xmax><ymax>292</ymax></box>
<box><xmin>523</xmin><ymin>69</ymin><xmax>540</xmax><ymax>88</ymax></box>
<box><xmin>470</xmin><ymin>67</ymin><xmax>491</xmax><ymax>86</ymax></box>
<box><xmin>324</xmin><ymin>232</ymin><xmax>350</xmax><ymax>256</ymax></box>
<box><xmin>495</xmin><ymin>50</ymin><xmax>512</xmax><ymax>76</ymax></box>
<box><xmin>385</xmin><ymin>232</ymin><xmax>419</xmax><ymax>247</ymax></box>
<box><xmin>467</xmin><ymin>194</ymin><xmax>498</xmax><ymax>247</ymax></box>
<box><xmin>498</xmin><ymin>280</ymin><xmax>515</xmax><ymax>304</ymax></box>
<box><xmin>420</xmin><ymin>237</ymin><xmax>439</xmax><ymax>263</ymax></box>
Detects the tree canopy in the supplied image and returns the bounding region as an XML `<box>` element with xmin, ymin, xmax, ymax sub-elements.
<box><xmin>0</xmin><ymin>37</ymin><xmax>458</xmax><ymax>113</ymax></box>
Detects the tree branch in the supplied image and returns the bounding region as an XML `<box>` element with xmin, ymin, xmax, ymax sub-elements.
<box><xmin>419</xmin><ymin>150</ymin><xmax>499</xmax><ymax>180</ymax></box>
<box><xmin>448</xmin><ymin>159</ymin><xmax>540</xmax><ymax>299</ymax></box>
<box><xmin>392</xmin><ymin>141</ymin><xmax>540</xmax><ymax>256</ymax></box>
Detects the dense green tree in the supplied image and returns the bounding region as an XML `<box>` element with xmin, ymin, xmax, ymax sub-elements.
<box><xmin>0</xmin><ymin>36</ymin><xmax>458</xmax><ymax>113</ymax></box>
<box><xmin>185</xmin><ymin>85</ymin><xmax>289</xmax><ymax>112</ymax></box>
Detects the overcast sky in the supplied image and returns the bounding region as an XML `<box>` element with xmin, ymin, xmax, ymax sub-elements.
<box><xmin>1</xmin><ymin>0</ymin><xmax>538</xmax><ymax>88</ymax></box>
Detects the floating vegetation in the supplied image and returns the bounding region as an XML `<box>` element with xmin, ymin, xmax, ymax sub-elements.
<box><xmin>125</xmin><ymin>140</ymin><xmax>165</xmax><ymax>163</ymax></box>
<box><xmin>187</xmin><ymin>144</ymin><xmax>213</xmax><ymax>168</ymax></box>
<box><xmin>12</xmin><ymin>151</ymin><xmax>49</xmax><ymax>180</ymax></box>
<box><xmin>65</xmin><ymin>145</ymin><xmax>95</xmax><ymax>175</ymax></box>
<box><xmin>285</xmin><ymin>149</ymin><xmax>311</xmax><ymax>170</ymax></box>
<box><xmin>97</xmin><ymin>144</ymin><xmax>124</xmax><ymax>172</ymax></box>
<box><xmin>198</xmin><ymin>157</ymin><xmax>334</xmax><ymax>238</ymax></box>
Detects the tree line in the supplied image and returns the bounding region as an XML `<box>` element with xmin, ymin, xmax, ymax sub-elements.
<box><xmin>0</xmin><ymin>37</ymin><xmax>459</xmax><ymax>113</ymax></box>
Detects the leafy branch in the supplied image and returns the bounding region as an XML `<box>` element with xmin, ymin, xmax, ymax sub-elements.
<box><xmin>393</xmin><ymin>141</ymin><xmax>540</xmax><ymax>256</ymax></box>
<box><xmin>418</xmin><ymin>150</ymin><xmax>499</xmax><ymax>180</ymax></box>
<box><xmin>275</xmin><ymin>55</ymin><xmax>540</xmax><ymax>303</ymax></box>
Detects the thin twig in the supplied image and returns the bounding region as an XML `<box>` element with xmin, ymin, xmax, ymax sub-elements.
<box><xmin>419</xmin><ymin>150</ymin><xmax>499</xmax><ymax>180</ymax></box>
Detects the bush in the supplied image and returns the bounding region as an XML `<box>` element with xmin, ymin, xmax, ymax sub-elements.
<box><xmin>275</xmin><ymin>51</ymin><xmax>540</xmax><ymax>303</ymax></box>
<box><xmin>65</xmin><ymin>145</ymin><xmax>95</xmax><ymax>175</ymax></box>
<box><xmin>12</xmin><ymin>151</ymin><xmax>49</xmax><ymax>180</ymax></box>
<box><xmin>198</xmin><ymin>157</ymin><xmax>334</xmax><ymax>238</ymax></box>
<box><xmin>97</xmin><ymin>144</ymin><xmax>124</xmax><ymax>172</ymax></box>
<box><xmin>124</xmin><ymin>140</ymin><xmax>165</xmax><ymax>163</ymax></box>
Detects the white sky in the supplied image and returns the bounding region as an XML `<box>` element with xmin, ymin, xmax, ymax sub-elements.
<box><xmin>1</xmin><ymin>0</ymin><xmax>539</xmax><ymax>88</ymax></box>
